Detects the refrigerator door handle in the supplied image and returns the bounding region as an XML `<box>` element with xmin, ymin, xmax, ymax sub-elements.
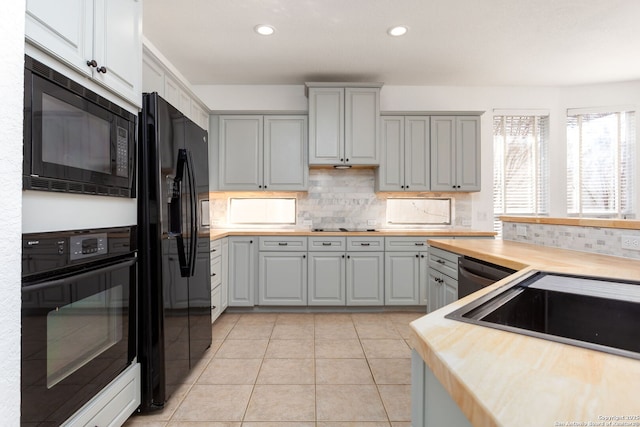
<box><xmin>185</xmin><ymin>149</ymin><xmax>198</xmax><ymax>277</ymax></box>
<box><xmin>170</xmin><ymin>149</ymin><xmax>190</xmax><ymax>277</ymax></box>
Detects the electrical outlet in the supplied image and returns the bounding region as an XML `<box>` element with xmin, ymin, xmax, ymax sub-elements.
<box><xmin>621</xmin><ymin>235</ymin><xmax>640</xmax><ymax>251</ymax></box>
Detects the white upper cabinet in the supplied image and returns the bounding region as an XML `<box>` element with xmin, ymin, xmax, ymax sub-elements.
<box><xmin>377</xmin><ymin>116</ymin><xmax>430</xmax><ymax>192</ymax></box>
<box><xmin>307</xmin><ymin>83</ymin><xmax>382</xmax><ymax>166</ymax></box>
<box><xmin>430</xmin><ymin>116</ymin><xmax>481</xmax><ymax>192</ymax></box>
<box><xmin>26</xmin><ymin>0</ymin><xmax>142</xmax><ymax>107</ymax></box>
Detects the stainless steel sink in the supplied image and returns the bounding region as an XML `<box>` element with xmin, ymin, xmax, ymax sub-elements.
<box><xmin>446</xmin><ymin>271</ymin><xmax>640</xmax><ymax>360</ymax></box>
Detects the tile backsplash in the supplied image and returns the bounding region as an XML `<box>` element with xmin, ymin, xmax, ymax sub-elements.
<box><xmin>502</xmin><ymin>221</ymin><xmax>640</xmax><ymax>260</ymax></box>
<box><xmin>211</xmin><ymin>168</ymin><xmax>473</xmax><ymax>230</ymax></box>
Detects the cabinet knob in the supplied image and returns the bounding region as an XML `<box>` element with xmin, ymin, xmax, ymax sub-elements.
<box><xmin>415</xmin><ymin>254</ymin><xmax>419</xmax><ymax>258</ymax></box>
<box><xmin>342</xmin><ymin>254</ymin><xmax>345</xmax><ymax>258</ymax></box>
<box><xmin>346</xmin><ymin>158</ymin><xmax>349</xmax><ymax>162</ymax></box>
<box><xmin>406</xmin><ymin>185</ymin><xmax>409</xmax><ymax>189</ymax></box>
<box><xmin>250</xmin><ymin>240</ymin><xmax>253</xmax><ymax>244</ymax></box>
<box><xmin>347</xmin><ymin>255</ymin><xmax>350</xmax><ymax>259</ymax></box>
<box><xmin>86</xmin><ymin>59</ymin><xmax>97</xmax><ymax>68</ymax></box>
<box><xmin>258</xmin><ymin>185</ymin><xmax>262</xmax><ymax>188</ymax></box>
<box><xmin>97</xmin><ymin>66</ymin><xmax>107</xmax><ymax>74</ymax></box>
<box><xmin>264</xmin><ymin>185</ymin><xmax>267</xmax><ymax>189</ymax></box>
<box><xmin>421</xmin><ymin>254</ymin><xmax>425</xmax><ymax>258</ymax></box>
<box><xmin>303</xmin><ymin>255</ymin><xmax>306</xmax><ymax>258</ymax></box>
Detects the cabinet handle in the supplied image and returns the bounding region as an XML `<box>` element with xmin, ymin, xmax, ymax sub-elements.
<box><xmin>97</xmin><ymin>66</ymin><xmax>107</xmax><ymax>74</ymax></box>
<box><xmin>278</xmin><ymin>242</ymin><xmax>288</xmax><ymax>246</ymax></box>
<box><xmin>360</xmin><ymin>243</ymin><xmax>370</xmax><ymax>246</ymax></box>
<box><xmin>212</xmin><ymin>273</ymin><xmax>216</xmax><ymax>277</ymax></box>
<box><xmin>436</xmin><ymin>259</ymin><xmax>445</xmax><ymax>264</ymax></box>
<box><xmin>414</xmin><ymin>242</ymin><xmax>425</xmax><ymax>246</ymax></box>
<box><xmin>211</xmin><ymin>305</ymin><xmax>217</xmax><ymax>310</ymax></box>
<box><xmin>322</xmin><ymin>242</ymin><xmax>332</xmax><ymax>246</ymax></box>
<box><xmin>211</xmin><ymin>249</ymin><xmax>217</xmax><ymax>252</ymax></box>
<box><xmin>86</xmin><ymin>59</ymin><xmax>97</xmax><ymax>68</ymax></box>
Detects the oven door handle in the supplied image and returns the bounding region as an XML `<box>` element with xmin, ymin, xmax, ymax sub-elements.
<box><xmin>22</xmin><ymin>257</ymin><xmax>137</xmax><ymax>293</ymax></box>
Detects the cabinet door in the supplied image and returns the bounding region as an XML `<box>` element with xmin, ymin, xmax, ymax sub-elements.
<box><xmin>376</xmin><ymin>116</ymin><xmax>404</xmax><ymax>191</ymax></box>
<box><xmin>419</xmin><ymin>253</ymin><xmax>429</xmax><ymax>306</ymax></box>
<box><xmin>308</xmin><ymin>87</ymin><xmax>344</xmax><ymax>165</ymax></box>
<box><xmin>142</xmin><ymin>54</ymin><xmax>164</xmax><ymax>94</ymax></box>
<box><xmin>430</xmin><ymin>116</ymin><xmax>456</xmax><ymax>191</ymax></box>
<box><xmin>405</xmin><ymin>116</ymin><xmax>430</xmax><ymax>191</ymax></box>
<box><xmin>308</xmin><ymin>252</ymin><xmax>346</xmax><ymax>305</ymax></box>
<box><xmin>25</xmin><ymin>0</ymin><xmax>93</xmax><ymax>77</ymax></box>
<box><xmin>456</xmin><ymin>116</ymin><xmax>481</xmax><ymax>191</ymax></box>
<box><xmin>346</xmin><ymin>252</ymin><xmax>384</xmax><ymax>306</ymax></box>
<box><xmin>258</xmin><ymin>252</ymin><xmax>307</xmax><ymax>305</ymax></box>
<box><xmin>345</xmin><ymin>88</ymin><xmax>380</xmax><ymax>165</ymax></box>
<box><xmin>385</xmin><ymin>252</ymin><xmax>420</xmax><ymax>305</ymax></box>
<box><xmin>264</xmin><ymin>116</ymin><xmax>308</xmax><ymax>190</ymax></box>
<box><xmin>427</xmin><ymin>270</ymin><xmax>441</xmax><ymax>313</ymax></box>
<box><xmin>219</xmin><ymin>116</ymin><xmax>264</xmax><ymax>190</ymax></box>
<box><xmin>220</xmin><ymin>238</ymin><xmax>229</xmax><ymax>312</ymax></box>
<box><xmin>442</xmin><ymin>274</ymin><xmax>458</xmax><ymax>307</ymax></box>
<box><xmin>93</xmin><ymin>0</ymin><xmax>142</xmax><ymax>106</ymax></box>
<box><xmin>228</xmin><ymin>237</ymin><xmax>256</xmax><ymax>307</ymax></box>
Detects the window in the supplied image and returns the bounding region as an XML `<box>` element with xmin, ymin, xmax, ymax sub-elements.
<box><xmin>228</xmin><ymin>198</ymin><xmax>296</xmax><ymax>224</ymax></box>
<box><xmin>386</xmin><ymin>198</ymin><xmax>451</xmax><ymax>225</ymax></box>
<box><xmin>493</xmin><ymin>114</ymin><xmax>549</xmax><ymax>234</ymax></box>
<box><xmin>567</xmin><ymin>109</ymin><xmax>636</xmax><ymax>217</ymax></box>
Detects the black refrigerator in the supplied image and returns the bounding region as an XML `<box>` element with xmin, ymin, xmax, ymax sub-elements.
<box><xmin>137</xmin><ymin>93</ymin><xmax>211</xmax><ymax>412</ymax></box>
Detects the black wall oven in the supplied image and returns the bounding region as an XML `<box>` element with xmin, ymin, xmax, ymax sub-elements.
<box><xmin>21</xmin><ymin>226</ymin><xmax>137</xmax><ymax>426</ymax></box>
<box><xmin>23</xmin><ymin>55</ymin><xmax>136</xmax><ymax>198</ymax></box>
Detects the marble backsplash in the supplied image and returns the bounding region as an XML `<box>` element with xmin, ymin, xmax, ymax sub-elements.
<box><xmin>502</xmin><ymin>221</ymin><xmax>640</xmax><ymax>260</ymax></box>
<box><xmin>210</xmin><ymin>168</ymin><xmax>473</xmax><ymax>230</ymax></box>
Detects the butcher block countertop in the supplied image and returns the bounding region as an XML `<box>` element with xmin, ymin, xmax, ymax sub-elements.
<box><xmin>411</xmin><ymin>239</ymin><xmax>640</xmax><ymax>427</ymax></box>
<box><xmin>210</xmin><ymin>229</ymin><xmax>496</xmax><ymax>239</ymax></box>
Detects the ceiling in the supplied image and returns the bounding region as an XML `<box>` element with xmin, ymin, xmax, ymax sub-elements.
<box><xmin>143</xmin><ymin>0</ymin><xmax>640</xmax><ymax>87</ymax></box>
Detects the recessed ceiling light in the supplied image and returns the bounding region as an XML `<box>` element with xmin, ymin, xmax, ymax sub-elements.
<box><xmin>254</xmin><ymin>24</ymin><xmax>275</xmax><ymax>36</ymax></box>
<box><xmin>387</xmin><ymin>26</ymin><xmax>408</xmax><ymax>37</ymax></box>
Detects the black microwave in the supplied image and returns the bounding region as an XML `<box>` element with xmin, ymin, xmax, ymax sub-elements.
<box><xmin>23</xmin><ymin>55</ymin><xmax>136</xmax><ymax>198</ymax></box>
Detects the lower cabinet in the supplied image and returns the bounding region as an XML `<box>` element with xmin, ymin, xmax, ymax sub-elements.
<box><xmin>346</xmin><ymin>252</ymin><xmax>384</xmax><ymax>305</ymax></box>
<box><xmin>258</xmin><ymin>252</ymin><xmax>308</xmax><ymax>305</ymax></box>
<box><xmin>258</xmin><ymin>236</ymin><xmax>308</xmax><ymax>305</ymax></box>
<box><xmin>228</xmin><ymin>237</ymin><xmax>257</xmax><ymax>307</ymax></box>
<box><xmin>308</xmin><ymin>251</ymin><xmax>346</xmax><ymax>305</ymax></box>
<box><xmin>427</xmin><ymin>246</ymin><xmax>460</xmax><ymax>312</ymax></box>
<box><xmin>211</xmin><ymin>237</ymin><xmax>228</xmax><ymax>323</ymax></box>
<box><xmin>384</xmin><ymin>251</ymin><xmax>427</xmax><ymax>305</ymax></box>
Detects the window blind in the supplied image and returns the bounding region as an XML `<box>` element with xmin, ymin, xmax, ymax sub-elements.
<box><xmin>566</xmin><ymin>110</ymin><xmax>635</xmax><ymax>217</ymax></box>
<box><xmin>493</xmin><ymin>115</ymin><xmax>549</xmax><ymax>234</ymax></box>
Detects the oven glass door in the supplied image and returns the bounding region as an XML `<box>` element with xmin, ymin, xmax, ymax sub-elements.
<box><xmin>21</xmin><ymin>257</ymin><xmax>136</xmax><ymax>426</ymax></box>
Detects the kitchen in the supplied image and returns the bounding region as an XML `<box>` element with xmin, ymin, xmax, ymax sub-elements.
<box><xmin>3</xmin><ymin>0</ymin><xmax>640</xmax><ymax>426</ymax></box>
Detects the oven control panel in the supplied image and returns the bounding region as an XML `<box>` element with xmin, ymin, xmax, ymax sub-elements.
<box><xmin>70</xmin><ymin>233</ymin><xmax>107</xmax><ymax>260</ymax></box>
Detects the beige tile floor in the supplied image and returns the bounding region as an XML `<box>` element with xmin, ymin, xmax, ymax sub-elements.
<box><xmin>123</xmin><ymin>311</ymin><xmax>423</xmax><ymax>427</ymax></box>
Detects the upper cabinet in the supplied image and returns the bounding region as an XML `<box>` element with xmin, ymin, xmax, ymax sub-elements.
<box><xmin>376</xmin><ymin>116</ymin><xmax>430</xmax><ymax>192</ymax></box>
<box><xmin>430</xmin><ymin>116</ymin><xmax>481</xmax><ymax>192</ymax></box>
<box><xmin>218</xmin><ymin>115</ymin><xmax>308</xmax><ymax>191</ymax></box>
<box><xmin>306</xmin><ymin>83</ymin><xmax>382</xmax><ymax>166</ymax></box>
<box><xmin>25</xmin><ymin>0</ymin><xmax>142</xmax><ymax>107</ymax></box>
<box><xmin>142</xmin><ymin>45</ymin><xmax>210</xmax><ymax>131</ymax></box>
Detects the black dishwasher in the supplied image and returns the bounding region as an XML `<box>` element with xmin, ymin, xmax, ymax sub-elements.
<box><xmin>458</xmin><ymin>256</ymin><xmax>516</xmax><ymax>299</ymax></box>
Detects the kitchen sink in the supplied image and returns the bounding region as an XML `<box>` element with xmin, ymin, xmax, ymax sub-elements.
<box><xmin>446</xmin><ymin>271</ymin><xmax>640</xmax><ymax>360</ymax></box>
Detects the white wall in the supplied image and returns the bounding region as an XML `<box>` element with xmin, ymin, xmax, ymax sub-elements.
<box><xmin>197</xmin><ymin>81</ymin><xmax>640</xmax><ymax>230</ymax></box>
<box><xmin>0</xmin><ymin>0</ymin><xmax>25</xmax><ymax>424</ymax></box>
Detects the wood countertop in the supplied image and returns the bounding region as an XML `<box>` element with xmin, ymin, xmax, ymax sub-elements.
<box><xmin>410</xmin><ymin>239</ymin><xmax>640</xmax><ymax>427</ymax></box>
<box><xmin>210</xmin><ymin>229</ymin><xmax>496</xmax><ymax>240</ymax></box>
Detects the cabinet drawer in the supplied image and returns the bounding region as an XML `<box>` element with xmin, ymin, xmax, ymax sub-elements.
<box><xmin>259</xmin><ymin>236</ymin><xmax>307</xmax><ymax>251</ymax></box>
<box><xmin>308</xmin><ymin>236</ymin><xmax>346</xmax><ymax>251</ymax></box>
<box><xmin>428</xmin><ymin>247</ymin><xmax>459</xmax><ymax>279</ymax></box>
<box><xmin>211</xmin><ymin>238</ymin><xmax>222</xmax><ymax>255</ymax></box>
<box><xmin>385</xmin><ymin>237</ymin><xmax>429</xmax><ymax>251</ymax></box>
<box><xmin>346</xmin><ymin>236</ymin><xmax>384</xmax><ymax>251</ymax></box>
<box><xmin>211</xmin><ymin>286</ymin><xmax>222</xmax><ymax>323</ymax></box>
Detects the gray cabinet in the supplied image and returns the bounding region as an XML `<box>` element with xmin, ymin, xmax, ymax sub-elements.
<box><xmin>345</xmin><ymin>237</ymin><xmax>384</xmax><ymax>306</ymax></box>
<box><xmin>430</xmin><ymin>116</ymin><xmax>481</xmax><ymax>192</ymax></box>
<box><xmin>219</xmin><ymin>115</ymin><xmax>307</xmax><ymax>191</ymax></box>
<box><xmin>427</xmin><ymin>246</ymin><xmax>460</xmax><ymax>312</ymax></box>
<box><xmin>26</xmin><ymin>0</ymin><xmax>142</xmax><ymax>107</ymax></box>
<box><xmin>307</xmin><ymin>84</ymin><xmax>382</xmax><ymax>166</ymax></box>
<box><xmin>210</xmin><ymin>237</ymin><xmax>228</xmax><ymax>323</ymax></box>
<box><xmin>258</xmin><ymin>237</ymin><xmax>308</xmax><ymax>305</ymax></box>
<box><xmin>377</xmin><ymin>116</ymin><xmax>430</xmax><ymax>191</ymax></box>
<box><xmin>308</xmin><ymin>237</ymin><xmax>346</xmax><ymax>306</ymax></box>
<box><xmin>384</xmin><ymin>237</ymin><xmax>429</xmax><ymax>306</ymax></box>
<box><xmin>228</xmin><ymin>236</ymin><xmax>257</xmax><ymax>307</ymax></box>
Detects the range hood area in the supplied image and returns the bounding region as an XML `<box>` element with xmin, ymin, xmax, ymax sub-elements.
<box><xmin>446</xmin><ymin>271</ymin><xmax>640</xmax><ymax>360</ymax></box>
